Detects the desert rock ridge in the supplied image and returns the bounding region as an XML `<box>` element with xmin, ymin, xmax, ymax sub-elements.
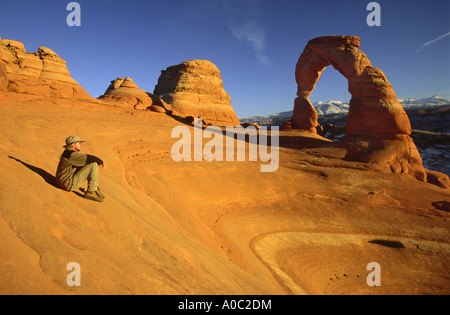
<box><xmin>0</xmin><ymin>36</ymin><xmax>449</xmax><ymax>295</ymax></box>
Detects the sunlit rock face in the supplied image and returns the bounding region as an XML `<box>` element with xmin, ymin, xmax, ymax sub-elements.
<box><xmin>154</xmin><ymin>59</ymin><xmax>240</xmax><ymax>126</ymax></box>
<box><xmin>0</xmin><ymin>38</ymin><xmax>91</xmax><ymax>100</ymax></box>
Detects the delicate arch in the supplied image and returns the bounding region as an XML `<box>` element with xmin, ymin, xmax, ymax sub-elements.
<box><xmin>293</xmin><ymin>36</ymin><xmax>411</xmax><ymax>140</ymax></box>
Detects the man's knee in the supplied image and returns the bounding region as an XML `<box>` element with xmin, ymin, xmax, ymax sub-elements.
<box><xmin>88</xmin><ymin>162</ymin><xmax>99</xmax><ymax>172</ymax></box>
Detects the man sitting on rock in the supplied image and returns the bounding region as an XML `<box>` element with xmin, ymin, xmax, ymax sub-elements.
<box><xmin>56</xmin><ymin>135</ymin><xmax>105</xmax><ymax>202</ymax></box>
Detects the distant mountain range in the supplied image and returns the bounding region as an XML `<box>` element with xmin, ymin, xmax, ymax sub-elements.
<box><xmin>240</xmin><ymin>96</ymin><xmax>450</xmax><ymax>123</ymax></box>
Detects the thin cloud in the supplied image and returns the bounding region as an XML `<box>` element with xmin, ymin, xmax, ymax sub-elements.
<box><xmin>416</xmin><ymin>31</ymin><xmax>450</xmax><ymax>52</ymax></box>
<box><xmin>229</xmin><ymin>21</ymin><xmax>271</xmax><ymax>65</ymax></box>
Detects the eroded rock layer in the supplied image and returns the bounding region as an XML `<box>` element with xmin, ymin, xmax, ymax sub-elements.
<box><xmin>0</xmin><ymin>37</ymin><xmax>91</xmax><ymax>100</ymax></box>
<box><xmin>100</xmin><ymin>77</ymin><xmax>151</xmax><ymax>109</ymax></box>
<box><xmin>154</xmin><ymin>59</ymin><xmax>240</xmax><ymax>126</ymax></box>
<box><xmin>0</xmin><ymin>62</ymin><xmax>7</xmax><ymax>92</ymax></box>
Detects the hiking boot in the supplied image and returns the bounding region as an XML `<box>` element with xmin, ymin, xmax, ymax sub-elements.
<box><xmin>84</xmin><ymin>190</ymin><xmax>104</xmax><ymax>202</ymax></box>
<box><xmin>96</xmin><ymin>187</ymin><xmax>105</xmax><ymax>199</ymax></box>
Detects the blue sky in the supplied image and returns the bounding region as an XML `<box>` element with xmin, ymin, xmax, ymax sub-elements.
<box><xmin>1</xmin><ymin>0</ymin><xmax>449</xmax><ymax>118</ymax></box>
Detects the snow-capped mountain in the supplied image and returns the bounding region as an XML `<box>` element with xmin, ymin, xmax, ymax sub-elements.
<box><xmin>240</xmin><ymin>100</ymin><xmax>349</xmax><ymax>123</ymax></box>
<box><xmin>313</xmin><ymin>96</ymin><xmax>449</xmax><ymax>115</ymax></box>
<box><xmin>314</xmin><ymin>100</ymin><xmax>350</xmax><ymax>115</ymax></box>
<box><xmin>240</xmin><ymin>96</ymin><xmax>450</xmax><ymax>123</ymax></box>
<box><xmin>398</xmin><ymin>95</ymin><xmax>449</xmax><ymax>108</ymax></box>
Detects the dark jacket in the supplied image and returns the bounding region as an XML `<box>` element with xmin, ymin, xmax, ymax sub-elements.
<box><xmin>56</xmin><ymin>149</ymin><xmax>103</xmax><ymax>191</ymax></box>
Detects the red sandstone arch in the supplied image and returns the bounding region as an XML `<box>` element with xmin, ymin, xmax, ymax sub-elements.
<box><xmin>293</xmin><ymin>36</ymin><xmax>412</xmax><ymax>140</ymax></box>
<box><xmin>293</xmin><ymin>36</ymin><xmax>426</xmax><ymax>179</ymax></box>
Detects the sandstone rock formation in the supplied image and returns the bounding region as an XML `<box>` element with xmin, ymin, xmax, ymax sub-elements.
<box><xmin>101</xmin><ymin>76</ymin><xmax>151</xmax><ymax>109</ymax></box>
<box><xmin>426</xmin><ymin>169</ymin><xmax>450</xmax><ymax>189</ymax></box>
<box><xmin>0</xmin><ymin>62</ymin><xmax>7</xmax><ymax>92</ymax></box>
<box><xmin>0</xmin><ymin>37</ymin><xmax>91</xmax><ymax>100</ymax></box>
<box><xmin>98</xmin><ymin>76</ymin><xmax>172</xmax><ymax>113</ymax></box>
<box><xmin>153</xmin><ymin>59</ymin><xmax>240</xmax><ymax>126</ymax></box>
<box><xmin>293</xmin><ymin>36</ymin><xmax>426</xmax><ymax>180</ymax></box>
<box><xmin>294</xmin><ymin>35</ymin><xmax>412</xmax><ymax>140</ymax></box>
<box><xmin>147</xmin><ymin>94</ymin><xmax>173</xmax><ymax>114</ymax></box>
<box><xmin>280</xmin><ymin>120</ymin><xmax>293</xmax><ymax>131</ymax></box>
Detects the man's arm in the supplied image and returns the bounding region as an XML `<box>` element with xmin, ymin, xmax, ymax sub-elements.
<box><xmin>85</xmin><ymin>154</ymin><xmax>104</xmax><ymax>166</ymax></box>
<box><xmin>64</xmin><ymin>150</ymin><xmax>103</xmax><ymax>167</ymax></box>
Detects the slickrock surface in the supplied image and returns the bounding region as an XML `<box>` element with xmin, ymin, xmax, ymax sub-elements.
<box><xmin>153</xmin><ymin>59</ymin><xmax>240</xmax><ymax>126</ymax></box>
<box><xmin>0</xmin><ymin>93</ymin><xmax>448</xmax><ymax>295</ymax></box>
<box><xmin>0</xmin><ymin>38</ymin><xmax>91</xmax><ymax>100</ymax></box>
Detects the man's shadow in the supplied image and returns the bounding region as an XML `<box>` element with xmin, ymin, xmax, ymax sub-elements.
<box><xmin>8</xmin><ymin>156</ymin><xmax>89</xmax><ymax>198</ymax></box>
<box><xmin>8</xmin><ymin>156</ymin><xmax>60</xmax><ymax>189</ymax></box>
